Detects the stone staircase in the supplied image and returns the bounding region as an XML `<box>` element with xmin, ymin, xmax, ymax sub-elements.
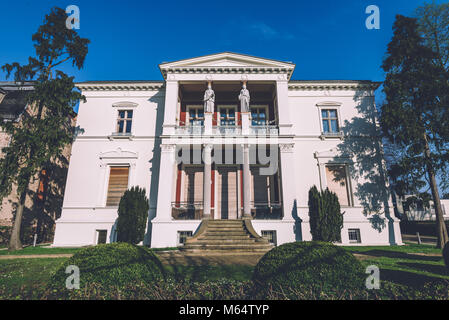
<box><xmin>181</xmin><ymin>219</ymin><xmax>274</xmax><ymax>253</ymax></box>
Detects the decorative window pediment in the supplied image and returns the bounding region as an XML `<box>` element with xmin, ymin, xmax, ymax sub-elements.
<box><xmin>99</xmin><ymin>147</ymin><xmax>138</xmax><ymax>160</ymax></box>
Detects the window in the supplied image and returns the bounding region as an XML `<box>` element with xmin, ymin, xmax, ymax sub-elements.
<box><xmin>321</xmin><ymin>109</ymin><xmax>339</xmax><ymax>134</ymax></box>
<box><xmin>189</xmin><ymin>107</ymin><xmax>204</xmax><ymax>126</ymax></box>
<box><xmin>97</xmin><ymin>230</ymin><xmax>107</xmax><ymax>244</ymax></box>
<box><xmin>106</xmin><ymin>167</ymin><xmax>129</xmax><ymax>206</ymax></box>
<box><xmin>348</xmin><ymin>229</ymin><xmax>361</xmax><ymax>244</ymax></box>
<box><xmin>261</xmin><ymin>230</ymin><xmax>277</xmax><ymax>246</ymax></box>
<box><xmin>117</xmin><ymin>110</ymin><xmax>133</xmax><ymax>134</ymax></box>
<box><xmin>325</xmin><ymin>165</ymin><xmax>352</xmax><ymax>206</ymax></box>
<box><xmin>251</xmin><ymin>107</ymin><xmax>267</xmax><ymax>126</ymax></box>
<box><xmin>178</xmin><ymin>231</ymin><xmax>193</xmax><ymax>245</ymax></box>
<box><xmin>219</xmin><ymin>107</ymin><xmax>236</xmax><ymax>126</ymax></box>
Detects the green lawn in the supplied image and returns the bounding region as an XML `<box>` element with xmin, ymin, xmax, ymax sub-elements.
<box><xmin>0</xmin><ymin>245</ymin><xmax>80</xmax><ymax>256</ymax></box>
<box><xmin>344</xmin><ymin>243</ymin><xmax>448</xmax><ymax>287</ymax></box>
<box><xmin>0</xmin><ymin>243</ymin><xmax>447</xmax><ymax>299</ymax></box>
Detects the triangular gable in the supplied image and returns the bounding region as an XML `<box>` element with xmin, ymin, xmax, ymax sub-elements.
<box><xmin>159</xmin><ymin>52</ymin><xmax>296</xmax><ymax>79</ymax></box>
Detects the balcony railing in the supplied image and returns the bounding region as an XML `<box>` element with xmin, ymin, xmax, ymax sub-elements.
<box><xmin>250</xmin><ymin>125</ymin><xmax>279</xmax><ymax>135</ymax></box>
<box><xmin>171</xmin><ymin>201</ymin><xmax>204</xmax><ymax>220</ymax></box>
<box><xmin>175</xmin><ymin>126</ymin><xmax>204</xmax><ymax>135</ymax></box>
<box><xmin>250</xmin><ymin>201</ymin><xmax>283</xmax><ymax>220</ymax></box>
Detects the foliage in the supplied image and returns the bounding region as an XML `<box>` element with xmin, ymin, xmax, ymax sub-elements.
<box><xmin>380</xmin><ymin>14</ymin><xmax>449</xmax><ymax>248</ymax></box>
<box><xmin>308</xmin><ymin>186</ymin><xmax>344</xmax><ymax>242</ymax></box>
<box><xmin>48</xmin><ymin>243</ymin><xmax>165</xmax><ymax>294</ymax></box>
<box><xmin>252</xmin><ymin>242</ymin><xmax>365</xmax><ymax>299</ymax></box>
<box><xmin>0</xmin><ymin>7</ymin><xmax>89</xmax><ymax>250</ymax></box>
<box><xmin>117</xmin><ymin>187</ymin><xmax>149</xmax><ymax>244</ymax></box>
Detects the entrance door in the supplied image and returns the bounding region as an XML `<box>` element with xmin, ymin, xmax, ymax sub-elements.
<box><xmin>216</xmin><ymin>167</ymin><xmax>238</xmax><ymax>219</ymax></box>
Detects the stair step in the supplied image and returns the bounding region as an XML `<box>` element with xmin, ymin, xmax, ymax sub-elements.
<box><xmin>192</xmin><ymin>239</ymin><xmax>257</xmax><ymax>244</ymax></box>
<box><xmin>182</xmin><ymin>244</ymin><xmax>273</xmax><ymax>250</ymax></box>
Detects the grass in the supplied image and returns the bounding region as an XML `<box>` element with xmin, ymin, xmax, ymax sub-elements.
<box><xmin>0</xmin><ymin>245</ymin><xmax>80</xmax><ymax>256</ymax></box>
<box><xmin>344</xmin><ymin>243</ymin><xmax>448</xmax><ymax>287</ymax></box>
<box><xmin>0</xmin><ymin>243</ymin><xmax>447</xmax><ymax>299</ymax></box>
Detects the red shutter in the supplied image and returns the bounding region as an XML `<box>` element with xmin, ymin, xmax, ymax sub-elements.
<box><xmin>180</xmin><ymin>111</ymin><xmax>186</xmax><ymax>126</ymax></box>
<box><xmin>175</xmin><ymin>165</ymin><xmax>182</xmax><ymax>207</ymax></box>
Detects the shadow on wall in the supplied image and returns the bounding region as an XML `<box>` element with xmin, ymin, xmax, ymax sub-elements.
<box><xmin>333</xmin><ymin>90</ymin><xmax>397</xmax><ymax>244</ymax></box>
<box><xmin>18</xmin><ymin>153</ymin><xmax>70</xmax><ymax>244</ymax></box>
<box><xmin>144</xmin><ymin>91</ymin><xmax>166</xmax><ymax>246</ymax></box>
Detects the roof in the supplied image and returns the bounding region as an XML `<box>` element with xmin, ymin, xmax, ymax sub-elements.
<box><xmin>0</xmin><ymin>82</ymin><xmax>34</xmax><ymax>121</ymax></box>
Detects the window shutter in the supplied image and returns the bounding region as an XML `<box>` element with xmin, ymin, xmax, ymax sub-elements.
<box><xmin>325</xmin><ymin>165</ymin><xmax>350</xmax><ymax>206</ymax></box>
<box><xmin>106</xmin><ymin>167</ymin><xmax>130</xmax><ymax>206</ymax></box>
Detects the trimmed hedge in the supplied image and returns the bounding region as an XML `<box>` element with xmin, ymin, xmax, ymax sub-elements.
<box><xmin>49</xmin><ymin>243</ymin><xmax>165</xmax><ymax>292</ymax></box>
<box><xmin>252</xmin><ymin>241</ymin><xmax>365</xmax><ymax>298</ymax></box>
<box><xmin>443</xmin><ymin>242</ymin><xmax>449</xmax><ymax>273</ymax></box>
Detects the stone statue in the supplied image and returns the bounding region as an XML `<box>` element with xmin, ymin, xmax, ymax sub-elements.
<box><xmin>203</xmin><ymin>83</ymin><xmax>215</xmax><ymax>113</ymax></box>
<box><xmin>239</xmin><ymin>83</ymin><xmax>250</xmax><ymax>112</ymax></box>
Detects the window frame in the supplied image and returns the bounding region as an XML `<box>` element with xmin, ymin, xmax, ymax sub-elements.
<box><xmin>186</xmin><ymin>105</ymin><xmax>205</xmax><ymax>126</ymax></box>
<box><xmin>218</xmin><ymin>105</ymin><xmax>237</xmax><ymax>126</ymax></box>
<box><xmin>324</xmin><ymin>163</ymin><xmax>354</xmax><ymax>208</ymax></box>
<box><xmin>116</xmin><ymin>110</ymin><xmax>134</xmax><ymax>135</ymax></box>
<box><xmin>261</xmin><ymin>230</ymin><xmax>277</xmax><ymax>246</ymax></box>
<box><xmin>316</xmin><ymin>102</ymin><xmax>342</xmax><ymax>137</ymax></box>
<box><xmin>250</xmin><ymin>105</ymin><xmax>269</xmax><ymax>126</ymax></box>
<box><xmin>177</xmin><ymin>231</ymin><xmax>193</xmax><ymax>246</ymax></box>
<box><xmin>348</xmin><ymin>229</ymin><xmax>362</xmax><ymax>244</ymax></box>
<box><xmin>105</xmin><ymin>165</ymin><xmax>130</xmax><ymax>207</ymax></box>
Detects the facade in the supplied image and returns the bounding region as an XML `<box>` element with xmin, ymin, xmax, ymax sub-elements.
<box><xmin>395</xmin><ymin>194</ymin><xmax>449</xmax><ymax>222</ymax></box>
<box><xmin>52</xmin><ymin>53</ymin><xmax>403</xmax><ymax>248</ymax></box>
<box><xmin>0</xmin><ymin>82</ymin><xmax>74</xmax><ymax>244</ymax></box>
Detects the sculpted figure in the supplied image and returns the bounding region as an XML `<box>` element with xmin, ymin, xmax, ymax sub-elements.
<box><xmin>203</xmin><ymin>83</ymin><xmax>215</xmax><ymax>113</ymax></box>
<box><xmin>239</xmin><ymin>83</ymin><xmax>250</xmax><ymax>112</ymax></box>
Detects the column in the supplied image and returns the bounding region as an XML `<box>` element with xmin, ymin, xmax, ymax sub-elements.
<box><xmin>153</xmin><ymin>144</ymin><xmax>176</xmax><ymax>221</ymax></box>
<box><xmin>162</xmin><ymin>79</ymin><xmax>179</xmax><ymax>136</ymax></box>
<box><xmin>242</xmin><ymin>144</ymin><xmax>251</xmax><ymax>218</ymax></box>
<box><xmin>279</xmin><ymin>143</ymin><xmax>297</xmax><ymax>220</ymax></box>
<box><xmin>203</xmin><ymin>144</ymin><xmax>213</xmax><ymax>219</ymax></box>
<box><xmin>241</xmin><ymin>112</ymin><xmax>250</xmax><ymax>135</ymax></box>
<box><xmin>276</xmin><ymin>78</ymin><xmax>292</xmax><ymax>136</ymax></box>
<box><xmin>204</xmin><ymin>112</ymin><xmax>213</xmax><ymax>135</ymax></box>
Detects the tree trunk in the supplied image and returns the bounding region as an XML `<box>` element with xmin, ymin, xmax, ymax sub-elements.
<box><xmin>423</xmin><ymin>133</ymin><xmax>449</xmax><ymax>249</ymax></box>
<box><xmin>8</xmin><ymin>188</ymin><xmax>27</xmax><ymax>251</ymax></box>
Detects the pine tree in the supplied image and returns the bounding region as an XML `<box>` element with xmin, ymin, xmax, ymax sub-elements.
<box><xmin>381</xmin><ymin>15</ymin><xmax>449</xmax><ymax>248</ymax></box>
<box><xmin>308</xmin><ymin>186</ymin><xmax>344</xmax><ymax>242</ymax></box>
<box><xmin>0</xmin><ymin>7</ymin><xmax>89</xmax><ymax>250</ymax></box>
<box><xmin>117</xmin><ymin>187</ymin><xmax>149</xmax><ymax>244</ymax></box>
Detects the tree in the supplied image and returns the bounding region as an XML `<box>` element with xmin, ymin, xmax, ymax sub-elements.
<box><xmin>0</xmin><ymin>7</ymin><xmax>89</xmax><ymax>251</ymax></box>
<box><xmin>416</xmin><ymin>2</ymin><xmax>449</xmax><ymax>71</ymax></box>
<box><xmin>380</xmin><ymin>15</ymin><xmax>449</xmax><ymax>248</ymax></box>
<box><xmin>308</xmin><ymin>186</ymin><xmax>344</xmax><ymax>242</ymax></box>
<box><xmin>117</xmin><ymin>187</ymin><xmax>149</xmax><ymax>244</ymax></box>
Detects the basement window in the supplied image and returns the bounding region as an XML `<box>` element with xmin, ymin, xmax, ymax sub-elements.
<box><xmin>348</xmin><ymin>229</ymin><xmax>361</xmax><ymax>244</ymax></box>
<box><xmin>97</xmin><ymin>230</ymin><xmax>108</xmax><ymax>244</ymax></box>
<box><xmin>178</xmin><ymin>231</ymin><xmax>193</xmax><ymax>246</ymax></box>
<box><xmin>261</xmin><ymin>230</ymin><xmax>277</xmax><ymax>246</ymax></box>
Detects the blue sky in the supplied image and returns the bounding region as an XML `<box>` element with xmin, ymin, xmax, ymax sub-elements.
<box><xmin>0</xmin><ymin>0</ymin><xmax>446</xmax><ymax>103</ymax></box>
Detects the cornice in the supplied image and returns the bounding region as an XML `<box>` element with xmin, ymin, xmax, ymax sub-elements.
<box><xmin>76</xmin><ymin>82</ymin><xmax>165</xmax><ymax>91</ymax></box>
<box><xmin>288</xmin><ymin>81</ymin><xmax>381</xmax><ymax>91</ymax></box>
<box><xmin>161</xmin><ymin>67</ymin><xmax>294</xmax><ymax>80</ymax></box>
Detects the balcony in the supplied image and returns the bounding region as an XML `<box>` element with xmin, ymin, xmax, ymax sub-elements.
<box><xmin>250</xmin><ymin>201</ymin><xmax>283</xmax><ymax>220</ymax></box>
<box><xmin>250</xmin><ymin>125</ymin><xmax>279</xmax><ymax>136</ymax></box>
<box><xmin>171</xmin><ymin>201</ymin><xmax>204</xmax><ymax>220</ymax></box>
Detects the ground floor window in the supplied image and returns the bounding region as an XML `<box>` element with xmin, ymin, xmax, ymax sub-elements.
<box><xmin>325</xmin><ymin>164</ymin><xmax>352</xmax><ymax>206</ymax></box>
<box><xmin>261</xmin><ymin>230</ymin><xmax>277</xmax><ymax>246</ymax></box>
<box><xmin>106</xmin><ymin>166</ymin><xmax>130</xmax><ymax>206</ymax></box>
<box><xmin>178</xmin><ymin>231</ymin><xmax>193</xmax><ymax>245</ymax></box>
<box><xmin>97</xmin><ymin>230</ymin><xmax>107</xmax><ymax>244</ymax></box>
<box><xmin>348</xmin><ymin>229</ymin><xmax>361</xmax><ymax>244</ymax></box>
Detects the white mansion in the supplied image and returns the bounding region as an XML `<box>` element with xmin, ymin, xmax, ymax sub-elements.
<box><xmin>52</xmin><ymin>53</ymin><xmax>403</xmax><ymax>248</ymax></box>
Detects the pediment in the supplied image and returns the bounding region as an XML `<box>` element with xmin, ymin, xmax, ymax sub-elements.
<box><xmin>159</xmin><ymin>52</ymin><xmax>295</xmax><ymax>77</ymax></box>
<box><xmin>99</xmin><ymin>147</ymin><xmax>138</xmax><ymax>159</ymax></box>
